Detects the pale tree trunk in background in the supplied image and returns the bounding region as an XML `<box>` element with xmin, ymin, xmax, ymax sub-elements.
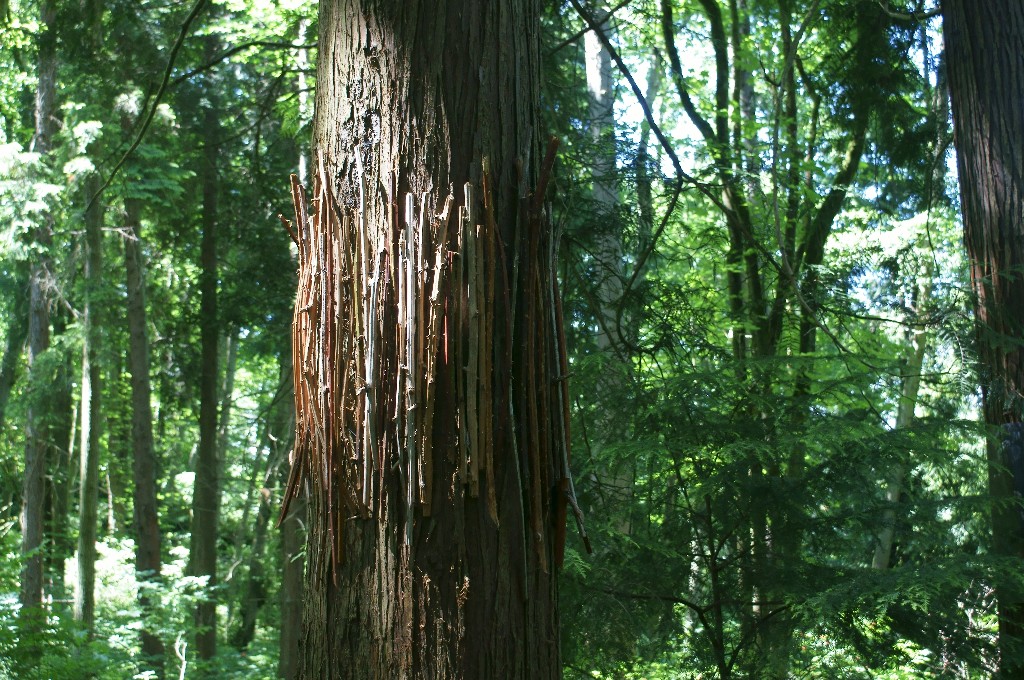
<box><xmin>123</xmin><ymin>194</ymin><xmax>165</xmax><ymax>669</ymax></box>
<box><xmin>234</xmin><ymin>480</ymin><xmax>273</xmax><ymax>648</ymax></box>
<box><xmin>215</xmin><ymin>327</ymin><xmax>237</xmax><ymax>621</ymax></box>
<box><xmin>74</xmin><ymin>174</ymin><xmax>104</xmax><ymax>631</ymax></box>
<box><xmin>20</xmin><ymin>0</ymin><xmax>57</xmax><ymax>638</ymax></box>
<box><xmin>584</xmin><ymin>5</ymin><xmax>634</xmax><ymax>534</ymax></box>
<box><xmin>290</xmin><ymin>0</ymin><xmax>570</xmax><ymax>676</ymax></box>
<box><xmin>585</xmin><ymin>5</ymin><xmax>620</xmax><ymax>352</ymax></box>
<box><xmin>635</xmin><ymin>58</ymin><xmax>661</xmax><ymax>261</ymax></box>
<box><xmin>872</xmin><ymin>53</ymin><xmax>947</xmax><ymax>570</ymax></box>
<box><xmin>872</xmin><ymin>274</ymin><xmax>930</xmax><ymax>570</ymax></box>
<box><xmin>192</xmin><ymin>35</ymin><xmax>222</xmax><ymax>666</ymax></box>
<box><xmin>217</xmin><ymin>329</ymin><xmax>238</xmax><ymax>469</ymax></box>
<box><xmin>943</xmin><ymin>1</ymin><xmax>1024</xmax><ymax>674</ymax></box>
<box><xmin>44</xmin><ymin>319</ymin><xmax>74</xmax><ymax>603</ymax></box>
<box><xmin>232</xmin><ymin>386</ymin><xmax>291</xmax><ymax>651</ymax></box>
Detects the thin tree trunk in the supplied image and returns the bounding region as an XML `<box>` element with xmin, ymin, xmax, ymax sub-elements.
<box><xmin>192</xmin><ymin>36</ymin><xmax>222</xmax><ymax>661</ymax></box>
<box><xmin>872</xmin><ymin>276</ymin><xmax>930</xmax><ymax>569</ymax></box>
<box><xmin>584</xmin><ymin>5</ymin><xmax>636</xmax><ymax>536</ymax></box>
<box><xmin>291</xmin><ymin>1</ymin><xmax>569</xmax><ymax>676</ymax></box>
<box><xmin>279</xmin><ymin>488</ymin><xmax>305</xmax><ymax>679</ymax></box>
<box><xmin>872</xmin><ymin>53</ymin><xmax>946</xmax><ymax>569</ymax></box>
<box><xmin>943</xmin><ymin>2</ymin><xmax>1024</xmax><ymax>674</ymax></box>
<box><xmin>43</xmin><ymin>309</ymin><xmax>75</xmax><ymax>604</ymax></box>
<box><xmin>20</xmin><ymin>0</ymin><xmax>58</xmax><ymax>640</ymax></box>
<box><xmin>232</xmin><ymin>468</ymin><xmax>274</xmax><ymax>650</ymax></box>
<box><xmin>217</xmin><ymin>329</ymin><xmax>238</xmax><ymax>468</ymax></box>
<box><xmin>74</xmin><ymin>174</ymin><xmax>104</xmax><ymax>630</ymax></box>
<box><xmin>227</xmin><ymin>400</ymin><xmax>277</xmax><ymax>642</ymax></box>
<box><xmin>124</xmin><ymin>194</ymin><xmax>165</xmax><ymax>669</ymax></box>
<box><xmin>279</xmin><ymin>25</ymin><xmax>310</xmax><ymax>670</ymax></box>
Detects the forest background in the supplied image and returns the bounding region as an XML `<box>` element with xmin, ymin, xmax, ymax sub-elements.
<box><xmin>0</xmin><ymin>0</ymin><xmax>1017</xmax><ymax>677</ymax></box>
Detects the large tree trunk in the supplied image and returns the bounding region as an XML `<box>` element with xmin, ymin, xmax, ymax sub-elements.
<box><xmin>20</xmin><ymin>0</ymin><xmax>58</xmax><ymax>636</ymax></box>
<box><xmin>74</xmin><ymin>174</ymin><xmax>104</xmax><ymax>630</ymax></box>
<box><xmin>124</xmin><ymin>194</ymin><xmax>165</xmax><ymax>669</ymax></box>
<box><xmin>943</xmin><ymin>1</ymin><xmax>1024</xmax><ymax>675</ymax></box>
<box><xmin>286</xmin><ymin>1</ymin><xmax>571</xmax><ymax>676</ymax></box>
<box><xmin>192</xmin><ymin>34</ymin><xmax>222</xmax><ymax>665</ymax></box>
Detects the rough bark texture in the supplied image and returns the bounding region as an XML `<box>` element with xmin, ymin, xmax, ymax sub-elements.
<box><xmin>20</xmin><ymin>0</ymin><xmax>57</xmax><ymax>630</ymax></box>
<box><xmin>943</xmin><ymin>1</ymin><xmax>1024</xmax><ymax>673</ymax></box>
<box><xmin>287</xmin><ymin>1</ymin><xmax>569</xmax><ymax>677</ymax></box>
<box><xmin>74</xmin><ymin>174</ymin><xmax>103</xmax><ymax>630</ymax></box>
<box><xmin>192</xmin><ymin>35</ymin><xmax>222</xmax><ymax>663</ymax></box>
<box><xmin>124</xmin><ymin>195</ymin><xmax>165</xmax><ymax>668</ymax></box>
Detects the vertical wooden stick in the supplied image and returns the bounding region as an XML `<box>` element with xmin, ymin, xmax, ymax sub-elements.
<box><xmin>467</xmin><ymin>207</ymin><xmax>480</xmax><ymax>498</ymax></box>
<box><xmin>421</xmin><ymin>196</ymin><xmax>453</xmax><ymax>516</ymax></box>
<box><xmin>405</xmin><ymin>194</ymin><xmax>418</xmax><ymax>545</ymax></box>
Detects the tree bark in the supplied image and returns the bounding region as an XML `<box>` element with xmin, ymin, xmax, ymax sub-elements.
<box><xmin>74</xmin><ymin>173</ymin><xmax>104</xmax><ymax>631</ymax></box>
<box><xmin>943</xmin><ymin>1</ymin><xmax>1024</xmax><ymax>674</ymax></box>
<box><xmin>288</xmin><ymin>1</ymin><xmax>568</xmax><ymax>676</ymax></box>
<box><xmin>123</xmin><ymin>194</ymin><xmax>165</xmax><ymax>669</ymax></box>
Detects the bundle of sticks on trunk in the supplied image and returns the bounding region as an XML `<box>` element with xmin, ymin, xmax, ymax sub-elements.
<box><xmin>279</xmin><ymin>149</ymin><xmax>589</xmax><ymax>572</ymax></box>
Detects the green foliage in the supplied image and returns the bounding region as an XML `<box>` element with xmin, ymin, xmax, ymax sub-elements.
<box><xmin>0</xmin><ymin>0</ymin><xmax>1008</xmax><ymax>676</ymax></box>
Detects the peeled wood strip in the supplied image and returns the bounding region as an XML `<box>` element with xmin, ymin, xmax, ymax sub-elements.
<box><xmin>420</xmin><ymin>196</ymin><xmax>453</xmax><ymax>516</ymax></box>
<box><xmin>467</xmin><ymin>212</ymin><xmax>480</xmax><ymax>498</ymax></box>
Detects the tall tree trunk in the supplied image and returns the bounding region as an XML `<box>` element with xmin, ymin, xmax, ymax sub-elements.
<box><xmin>278</xmin><ymin>484</ymin><xmax>305</xmax><ymax>679</ymax></box>
<box><xmin>192</xmin><ymin>34</ymin><xmax>222</xmax><ymax>665</ymax></box>
<box><xmin>232</xmin><ymin>461</ymin><xmax>275</xmax><ymax>650</ymax></box>
<box><xmin>871</xmin><ymin>274</ymin><xmax>930</xmax><ymax>570</ymax></box>
<box><xmin>217</xmin><ymin>329</ymin><xmax>238</xmax><ymax>469</ymax></box>
<box><xmin>584</xmin><ymin>5</ymin><xmax>633</xmax><ymax>535</ymax></box>
<box><xmin>123</xmin><ymin>194</ymin><xmax>165</xmax><ymax>669</ymax></box>
<box><xmin>228</xmin><ymin>391</ymin><xmax>282</xmax><ymax>646</ymax></box>
<box><xmin>288</xmin><ymin>0</ymin><xmax>571</xmax><ymax>676</ymax></box>
<box><xmin>44</xmin><ymin>312</ymin><xmax>75</xmax><ymax>603</ymax></box>
<box><xmin>279</xmin><ymin>22</ymin><xmax>309</xmax><ymax>678</ymax></box>
<box><xmin>873</xmin><ymin>55</ymin><xmax>947</xmax><ymax>569</ymax></box>
<box><xmin>74</xmin><ymin>174</ymin><xmax>104</xmax><ymax>630</ymax></box>
<box><xmin>20</xmin><ymin>0</ymin><xmax>58</xmax><ymax>638</ymax></box>
<box><xmin>943</xmin><ymin>2</ymin><xmax>1024</xmax><ymax>674</ymax></box>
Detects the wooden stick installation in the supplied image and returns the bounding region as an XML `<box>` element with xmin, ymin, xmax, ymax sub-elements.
<box><xmin>276</xmin><ymin>146</ymin><xmax>586</xmax><ymax>573</ymax></box>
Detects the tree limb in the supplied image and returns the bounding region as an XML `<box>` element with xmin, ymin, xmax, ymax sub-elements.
<box><xmin>659</xmin><ymin>0</ymin><xmax>717</xmax><ymax>146</ymax></box>
<box><xmin>548</xmin><ymin>0</ymin><xmax>632</xmax><ymax>54</ymax></box>
<box><xmin>171</xmin><ymin>40</ymin><xmax>318</xmax><ymax>87</ymax></box>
